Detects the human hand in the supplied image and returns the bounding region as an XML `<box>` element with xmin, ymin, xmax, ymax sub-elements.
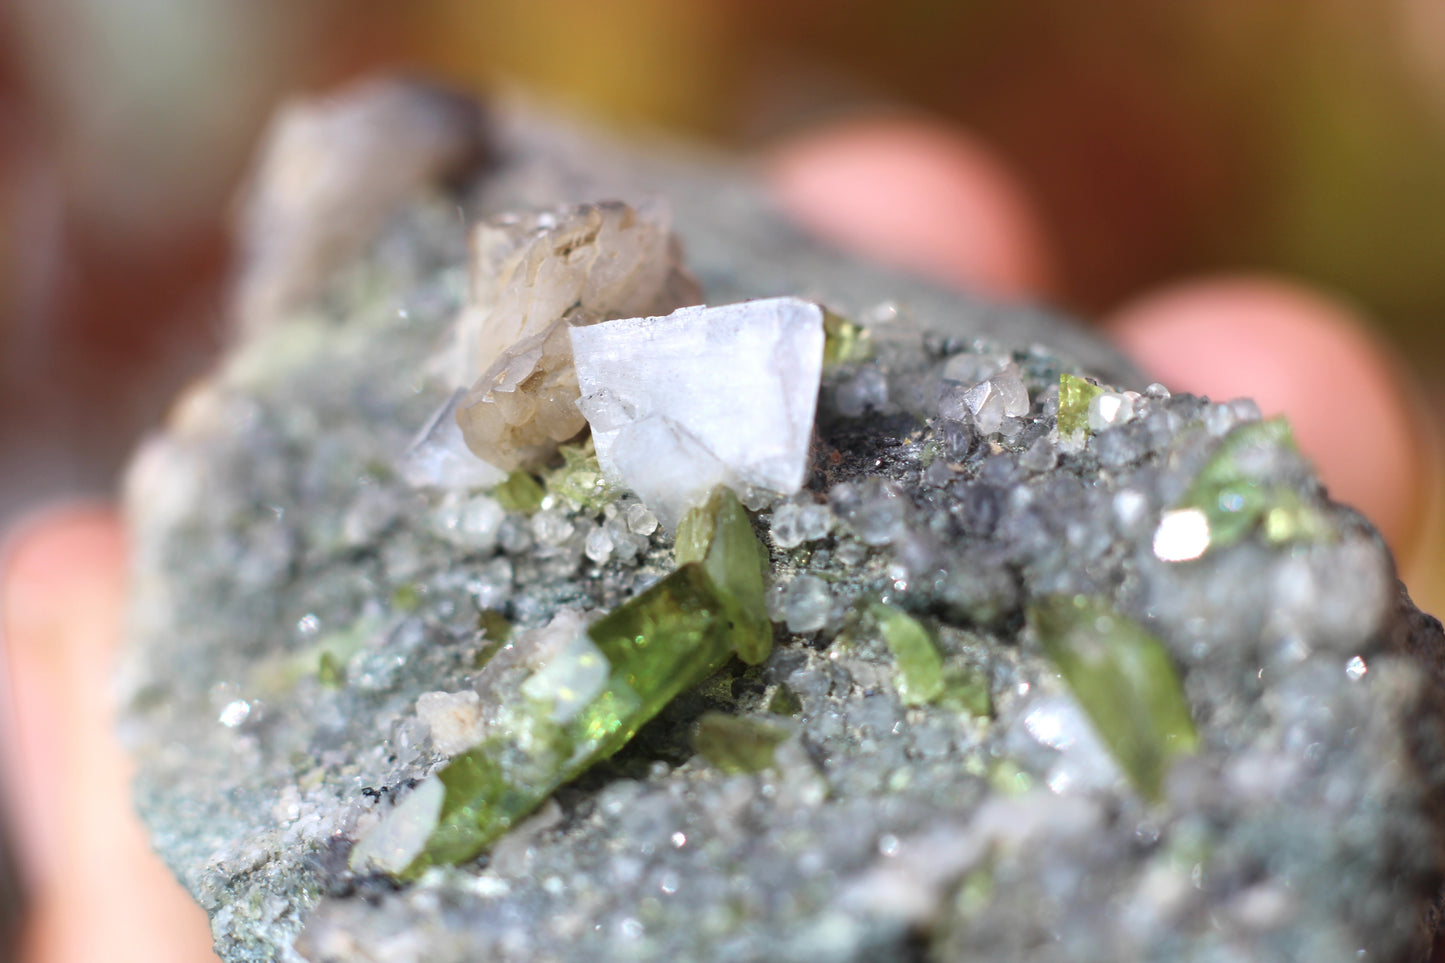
<box><xmin>1</xmin><ymin>110</ymin><xmax>1438</xmax><ymax>963</ymax></box>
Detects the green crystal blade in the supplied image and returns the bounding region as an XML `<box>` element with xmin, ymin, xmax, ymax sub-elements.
<box><xmin>822</xmin><ymin>308</ymin><xmax>872</xmax><ymax>367</ymax></box>
<box><xmin>675</xmin><ymin>489</ymin><xmax>773</xmax><ymax>664</ymax></box>
<box><xmin>588</xmin><ymin>562</ymin><xmax>737</xmax><ymax>706</ymax></box>
<box><xmin>1030</xmin><ymin>595</ymin><xmax>1198</xmax><ymax>801</ymax></box>
<box><xmin>493</xmin><ymin>469</ymin><xmax>545</xmax><ymax>514</ymax></box>
<box><xmin>1057</xmin><ymin>373</ymin><xmax>1105</xmax><ymax>437</ymax></box>
<box><xmin>870</xmin><ymin>603</ymin><xmax>945</xmax><ymax>706</ymax></box>
<box><xmin>1173</xmin><ymin>418</ymin><xmax>1327</xmax><ymax>553</ymax></box>
<box><xmin>393</xmin><ymin>564</ymin><xmax>738</xmax><ymax>877</ymax></box>
<box><xmin>693</xmin><ymin>712</ymin><xmax>789</xmax><ymax>774</ymax></box>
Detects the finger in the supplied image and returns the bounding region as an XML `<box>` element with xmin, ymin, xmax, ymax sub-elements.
<box><xmin>1</xmin><ymin>506</ymin><xmax>218</xmax><ymax>963</ymax></box>
<box><xmin>763</xmin><ymin>112</ymin><xmax>1055</xmax><ymax>299</ymax></box>
<box><xmin>1103</xmin><ymin>275</ymin><xmax>1434</xmax><ymax>566</ymax></box>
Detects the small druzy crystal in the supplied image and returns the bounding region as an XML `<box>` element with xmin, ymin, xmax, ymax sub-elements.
<box><xmin>1029</xmin><ymin>595</ymin><xmax>1198</xmax><ymax>801</ymax></box>
<box><xmin>452</xmin><ymin>201</ymin><xmax>700</xmax><ymax>470</ymax></box>
<box><xmin>570</xmin><ymin>297</ymin><xmax>826</xmax><ymax>526</ymax></box>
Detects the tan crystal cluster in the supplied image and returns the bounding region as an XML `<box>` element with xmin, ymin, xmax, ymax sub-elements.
<box><xmin>453</xmin><ymin>201</ymin><xmax>700</xmax><ymax>470</ymax></box>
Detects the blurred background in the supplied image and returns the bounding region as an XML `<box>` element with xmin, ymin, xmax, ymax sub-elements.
<box><xmin>2</xmin><ymin>0</ymin><xmax>1444</xmax><ymax>528</ymax></box>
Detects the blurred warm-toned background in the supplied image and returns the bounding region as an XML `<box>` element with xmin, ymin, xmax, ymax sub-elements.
<box><xmin>3</xmin><ymin>0</ymin><xmax>1445</xmax><ymax>528</ymax></box>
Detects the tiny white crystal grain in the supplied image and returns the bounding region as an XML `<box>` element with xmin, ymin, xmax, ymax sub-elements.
<box><xmin>348</xmin><ymin>774</ymin><xmax>446</xmax><ymax>875</ymax></box>
<box><xmin>1088</xmin><ymin>392</ymin><xmax>1135</xmax><ymax>432</ymax></box>
<box><xmin>784</xmin><ymin>574</ymin><xmax>833</xmax><ymax>633</ymax></box>
<box><xmin>584</xmin><ymin>525</ymin><xmax>614</xmax><ymax>564</ymax></box>
<box><xmin>625</xmin><ymin>502</ymin><xmax>659</xmax><ymax>536</ymax></box>
<box><xmin>1345</xmin><ymin>656</ymin><xmax>1368</xmax><ymax>681</ymax></box>
<box><xmin>1153</xmin><ymin>508</ymin><xmax>1211</xmax><ymax>562</ymax></box>
<box><xmin>571</xmin><ymin>297</ymin><xmax>825</xmax><ymax>526</ymax></box>
<box><xmin>218</xmin><ymin>700</ymin><xmax>251</xmax><ymax>728</ymax></box>
<box><xmin>415</xmin><ymin>689</ymin><xmax>486</xmax><ymax>755</ymax></box>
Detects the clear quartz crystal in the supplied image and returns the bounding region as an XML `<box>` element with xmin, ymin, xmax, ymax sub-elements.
<box><xmin>571</xmin><ymin>297</ymin><xmax>826</xmax><ymax>527</ymax></box>
<box><xmin>784</xmin><ymin>575</ymin><xmax>833</xmax><ymax>634</ymax></box>
<box><xmin>450</xmin><ymin>201</ymin><xmax>700</xmax><ymax>470</ymax></box>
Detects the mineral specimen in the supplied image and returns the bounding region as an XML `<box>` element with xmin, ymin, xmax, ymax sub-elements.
<box><xmin>571</xmin><ymin>297</ymin><xmax>825</xmax><ymax>526</ymax></box>
<box><xmin>121</xmin><ymin>78</ymin><xmax>1445</xmax><ymax>963</ymax></box>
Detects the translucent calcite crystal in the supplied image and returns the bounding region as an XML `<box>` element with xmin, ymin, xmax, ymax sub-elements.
<box><xmin>571</xmin><ymin>297</ymin><xmax>826</xmax><ymax>526</ymax></box>
<box><xmin>452</xmin><ymin>201</ymin><xmax>701</xmax><ymax>470</ymax></box>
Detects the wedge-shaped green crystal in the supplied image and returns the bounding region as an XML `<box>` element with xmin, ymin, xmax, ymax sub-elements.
<box><xmin>1057</xmin><ymin>373</ymin><xmax>1105</xmax><ymax>437</ymax></box>
<box><xmin>675</xmin><ymin>489</ymin><xmax>772</xmax><ymax>664</ymax></box>
<box><xmin>822</xmin><ymin>308</ymin><xmax>872</xmax><ymax>367</ymax></box>
<box><xmin>493</xmin><ymin>469</ymin><xmax>545</xmax><ymax>515</ymax></box>
<box><xmin>1174</xmin><ymin>418</ymin><xmax>1328</xmax><ymax>551</ymax></box>
<box><xmin>694</xmin><ymin>712</ymin><xmax>790</xmax><ymax>773</ymax></box>
<box><xmin>394</xmin><ymin>563</ymin><xmax>737</xmax><ymax>877</ymax></box>
<box><xmin>1030</xmin><ymin>595</ymin><xmax>1198</xmax><ymax>801</ymax></box>
<box><xmin>544</xmin><ymin>440</ymin><xmax>614</xmax><ymax>511</ymax></box>
<box><xmin>869</xmin><ymin>603</ymin><xmax>945</xmax><ymax>706</ymax></box>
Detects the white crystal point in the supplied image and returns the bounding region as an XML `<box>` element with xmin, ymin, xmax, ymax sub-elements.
<box><xmin>400</xmin><ymin>389</ymin><xmax>508</xmax><ymax>491</ymax></box>
<box><xmin>571</xmin><ymin>297</ymin><xmax>825</xmax><ymax>527</ymax></box>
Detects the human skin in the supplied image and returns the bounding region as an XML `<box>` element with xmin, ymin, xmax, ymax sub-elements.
<box><xmin>1</xmin><ymin>114</ymin><xmax>1434</xmax><ymax>963</ymax></box>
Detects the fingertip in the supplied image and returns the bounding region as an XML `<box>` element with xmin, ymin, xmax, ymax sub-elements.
<box><xmin>1104</xmin><ymin>275</ymin><xmax>1426</xmax><ymax>556</ymax></box>
<box><xmin>2</xmin><ymin>505</ymin><xmax>125</xmax><ymax>615</ymax></box>
<box><xmin>763</xmin><ymin>112</ymin><xmax>1055</xmax><ymax>299</ymax></box>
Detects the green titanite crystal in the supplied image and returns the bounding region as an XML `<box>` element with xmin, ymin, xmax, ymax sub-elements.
<box><xmin>693</xmin><ymin>712</ymin><xmax>789</xmax><ymax>773</ymax></box>
<box><xmin>675</xmin><ymin>489</ymin><xmax>773</xmax><ymax>664</ymax></box>
<box><xmin>544</xmin><ymin>441</ymin><xmax>613</xmax><ymax>511</ymax></box>
<box><xmin>493</xmin><ymin>469</ymin><xmax>545</xmax><ymax>514</ymax></box>
<box><xmin>767</xmin><ymin>683</ymin><xmax>802</xmax><ymax>717</ymax></box>
<box><xmin>1057</xmin><ymin>373</ymin><xmax>1105</xmax><ymax>437</ymax></box>
<box><xmin>317</xmin><ymin>651</ymin><xmax>346</xmax><ymax>688</ymax></box>
<box><xmin>821</xmin><ymin>308</ymin><xmax>872</xmax><ymax>367</ymax></box>
<box><xmin>1030</xmin><ymin>595</ymin><xmax>1197</xmax><ymax>801</ymax></box>
<box><xmin>399</xmin><ymin>563</ymin><xmax>739</xmax><ymax>876</ymax></box>
<box><xmin>1175</xmin><ymin>418</ymin><xmax>1327</xmax><ymax>551</ymax></box>
<box><xmin>870</xmin><ymin>603</ymin><xmax>945</xmax><ymax>706</ymax></box>
<box><xmin>939</xmin><ymin>664</ymin><xmax>992</xmax><ymax>718</ymax></box>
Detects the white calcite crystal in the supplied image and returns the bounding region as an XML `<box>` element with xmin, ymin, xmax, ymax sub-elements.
<box><xmin>451</xmin><ymin>201</ymin><xmax>700</xmax><ymax>470</ymax></box>
<box><xmin>570</xmin><ymin>297</ymin><xmax>826</xmax><ymax>527</ymax></box>
<box><xmin>400</xmin><ymin>389</ymin><xmax>508</xmax><ymax>491</ymax></box>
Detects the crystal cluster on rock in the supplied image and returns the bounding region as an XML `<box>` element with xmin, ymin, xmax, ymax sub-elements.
<box><xmin>451</xmin><ymin>200</ymin><xmax>700</xmax><ymax>470</ymax></box>
<box><xmin>120</xmin><ymin>79</ymin><xmax>1445</xmax><ymax>963</ymax></box>
<box><xmin>571</xmin><ymin>297</ymin><xmax>825</xmax><ymax>526</ymax></box>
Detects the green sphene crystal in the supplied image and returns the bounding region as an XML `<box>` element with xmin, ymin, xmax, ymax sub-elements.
<box><xmin>544</xmin><ymin>440</ymin><xmax>614</xmax><ymax>511</ymax></box>
<box><xmin>1030</xmin><ymin>595</ymin><xmax>1198</xmax><ymax>802</ymax></box>
<box><xmin>675</xmin><ymin>489</ymin><xmax>773</xmax><ymax>665</ymax></box>
<box><xmin>391</xmin><ymin>582</ymin><xmax>422</xmax><ymax>613</ymax></box>
<box><xmin>870</xmin><ymin>603</ymin><xmax>945</xmax><ymax>706</ymax></box>
<box><xmin>398</xmin><ymin>563</ymin><xmax>738</xmax><ymax>877</ymax></box>
<box><xmin>1057</xmin><ymin>373</ymin><xmax>1105</xmax><ymax>437</ymax></box>
<box><xmin>1174</xmin><ymin>418</ymin><xmax>1328</xmax><ymax>551</ymax></box>
<box><xmin>822</xmin><ymin>308</ymin><xmax>873</xmax><ymax>367</ymax></box>
<box><xmin>939</xmin><ymin>664</ymin><xmax>992</xmax><ymax>718</ymax></box>
<box><xmin>317</xmin><ymin>650</ymin><xmax>346</xmax><ymax>688</ymax></box>
<box><xmin>493</xmin><ymin>469</ymin><xmax>545</xmax><ymax>515</ymax></box>
<box><xmin>693</xmin><ymin>712</ymin><xmax>790</xmax><ymax>773</ymax></box>
<box><xmin>767</xmin><ymin>683</ymin><xmax>802</xmax><ymax>717</ymax></box>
